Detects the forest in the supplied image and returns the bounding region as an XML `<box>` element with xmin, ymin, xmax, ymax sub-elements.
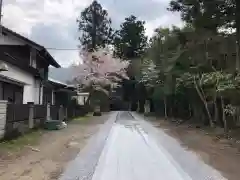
<box><xmin>77</xmin><ymin>0</ymin><xmax>240</xmax><ymax>134</ymax></box>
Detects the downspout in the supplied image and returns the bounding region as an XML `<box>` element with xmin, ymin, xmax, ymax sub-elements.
<box><xmin>39</xmin><ymin>80</ymin><xmax>42</xmax><ymax>104</ymax></box>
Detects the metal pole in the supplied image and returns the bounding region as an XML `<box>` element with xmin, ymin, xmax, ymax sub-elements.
<box><xmin>0</xmin><ymin>0</ymin><xmax>3</xmax><ymax>34</ymax></box>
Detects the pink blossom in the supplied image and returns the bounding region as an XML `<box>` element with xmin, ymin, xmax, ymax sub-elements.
<box><xmin>74</xmin><ymin>48</ymin><xmax>129</xmax><ymax>88</ymax></box>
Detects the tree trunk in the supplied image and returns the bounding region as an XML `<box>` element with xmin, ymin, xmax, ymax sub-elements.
<box><xmin>236</xmin><ymin>0</ymin><xmax>240</xmax><ymax>70</ymax></box>
<box><xmin>214</xmin><ymin>97</ymin><xmax>218</xmax><ymax>125</ymax></box>
<box><xmin>91</xmin><ymin>6</ymin><xmax>97</xmax><ymax>50</ymax></box>
<box><xmin>188</xmin><ymin>104</ymin><xmax>192</xmax><ymax>119</ymax></box>
<box><xmin>149</xmin><ymin>99</ymin><xmax>154</xmax><ymax>112</ymax></box>
<box><xmin>164</xmin><ymin>96</ymin><xmax>168</xmax><ymax>120</ymax></box>
<box><xmin>139</xmin><ymin>100</ymin><xmax>145</xmax><ymax>113</ymax></box>
<box><xmin>220</xmin><ymin>96</ymin><xmax>228</xmax><ymax>135</ymax></box>
<box><xmin>194</xmin><ymin>77</ymin><xmax>214</xmax><ymax>127</ymax></box>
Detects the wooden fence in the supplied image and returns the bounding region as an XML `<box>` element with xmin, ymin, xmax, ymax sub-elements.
<box><xmin>50</xmin><ymin>105</ymin><xmax>59</xmax><ymax>120</ymax></box>
<box><xmin>34</xmin><ymin>105</ymin><xmax>47</xmax><ymax>120</ymax></box>
<box><xmin>5</xmin><ymin>104</ymin><xmax>29</xmax><ymax>139</ymax></box>
<box><xmin>3</xmin><ymin>103</ymin><xmax>88</xmax><ymax>140</ymax></box>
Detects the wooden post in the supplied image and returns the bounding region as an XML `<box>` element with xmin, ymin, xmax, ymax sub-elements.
<box><xmin>47</xmin><ymin>103</ymin><xmax>51</xmax><ymax>120</ymax></box>
<box><xmin>0</xmin><ymin>100</ymin><xmax>7</xmax><ymax>139</ymax></box>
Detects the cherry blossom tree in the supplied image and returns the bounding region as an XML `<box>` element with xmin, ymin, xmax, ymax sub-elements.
<box><xmin>72</xmin><ymin>48</ymin><xmax>129</xmax><ymax>114</ymax></box>
<box><xmin>74</xmin><ymin>48</ymin><xmax>130</xmax><ymax>91</ymax></box>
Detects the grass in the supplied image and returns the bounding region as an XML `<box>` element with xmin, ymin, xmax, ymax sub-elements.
<box><xmin>0</xmin><ymin>130</ymin><xmax>43</xmax><ymax>153</ymax></box>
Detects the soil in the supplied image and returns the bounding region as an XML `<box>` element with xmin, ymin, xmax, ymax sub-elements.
<box><xmin>0</xmin><ymin>114</ymin><xmax>109</xmax><ymax>180</ymax></box>
<box><xmin>148</xmin><ymin>117</ymin><xmax>240</xmax><ymax>180</ymax></box>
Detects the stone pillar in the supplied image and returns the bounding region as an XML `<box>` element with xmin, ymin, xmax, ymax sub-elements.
<box><xmin>0</xmin><ymin>100</ymin><xmax>7</xmax><ymax>139</ymax></box>
<box><xmin>47</xmin><ymin>103</ymin><xmax>51</xmax><ymax>120</ymax></box>
<box><xmin>145</xmin><ymin>100</ymin><xmax>150</xmax><ymax>114</ymax></box>
<box><xmin>59</xmin><ymin>105</ymin><xmax>64</xmax><ymax>122</ymax></box>
<box><xmin>28</xmin><ymin>102</ymin><xmax>34</xmax><ymax>129</ymax></box>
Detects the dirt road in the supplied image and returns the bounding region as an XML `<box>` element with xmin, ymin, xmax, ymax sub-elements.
<box><xmin>0</xmin><ymin>114</ymin><xmax>109</xmax><ymax>180</ymax></box>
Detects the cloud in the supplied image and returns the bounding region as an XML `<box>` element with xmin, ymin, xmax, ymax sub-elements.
<box><xmin>2</xmin><ymin>0</ymin><xmax>182</xmax><ymax>67</ymax></box>
<box><xmin>145</xmin><ymin>13</ymin><xmax>183</xmax><ymax>36</ymax></box>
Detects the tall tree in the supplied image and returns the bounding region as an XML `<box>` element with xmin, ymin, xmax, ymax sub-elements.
<box><xmin>169</xmin><ymin>0</ymin><xmax>227</xmax><ymax>33</ymax></box>
<box><xmin>169</xmin><ymin>0</ymin><xmax>240</xmax><ymax>69</ymax></box>
<box><xmin>114</xmin><ymin>15</ymin><xmax>148</xmax><ymax>111</ymax></box>
<box><xmin>114</xmin><ymin>15</ymin><xmax>147</xmax><ymax>59</ymax></box>
<box><xmin>77</xmin><ymin>0</ymin><xmax>113</xmax><ymax>51</ymax></box>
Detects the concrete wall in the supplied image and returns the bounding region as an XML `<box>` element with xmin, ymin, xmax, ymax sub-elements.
<box><xmin>0</xmin><ymin>60</ymin><xmax>41</xmax><ymax>104</ymax></box>
<box><xmin>0</xmin><ymin>101</ymin><xmax>7</xmax><ymax>138</ymax></box>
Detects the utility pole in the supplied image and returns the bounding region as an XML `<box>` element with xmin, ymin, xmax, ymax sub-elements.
<box><xmin>0</xmin><ymin>0</ymin><xmax>3</xmax><ymax>34</ymax></box>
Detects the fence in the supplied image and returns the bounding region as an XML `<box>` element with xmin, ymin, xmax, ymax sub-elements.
<box><xmin>1</xmin><ymin>102</ymin><xmax>88</xmax><ymax>140</ymax></box>
<box><xmin>5</xmin><ymin>104</ymin><xmax>29</xmax><ymax>139</ymax></box>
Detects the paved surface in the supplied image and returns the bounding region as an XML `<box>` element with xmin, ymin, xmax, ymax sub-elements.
<box><xmin>60</xmin><ymin>112</ymin><xmax>227</xmax><ymax>180</ymax></box>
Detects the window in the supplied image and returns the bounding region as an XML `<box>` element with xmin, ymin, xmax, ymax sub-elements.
<box><xmin>2</xmin><ymin>82</ymin><xmax>23</xmax><ymax>104</ymax></box>
<box><xmin>30</xmin><ymin>49</ymin><xmax>37</xmax><ymax>68</ymax></box>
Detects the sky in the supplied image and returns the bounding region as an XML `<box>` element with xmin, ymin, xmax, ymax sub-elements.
<box><xmin>2</xmin><ymin>0</ymin><xmax>182</xmax><ymax>67</ymax></box>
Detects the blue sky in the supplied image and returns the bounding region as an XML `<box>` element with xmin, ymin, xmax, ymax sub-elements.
<box><xmin>3</xmin><ymin>0</ymin><xmax>182</xmax><ymax>67</ymax></box>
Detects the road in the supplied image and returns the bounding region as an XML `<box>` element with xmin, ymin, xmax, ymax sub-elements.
<box><xmin>60</xmin><ymin>112</ymin><xmax>227</xmax><ymax>180</ymax></box>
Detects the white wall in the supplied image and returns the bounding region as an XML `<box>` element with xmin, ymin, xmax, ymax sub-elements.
<box><xmin>34</xmin><ymin>79</ymin><xmax>42</xmax><ymax>104</ymax></box>
<box><xmin>76</xmin><ymin>94</ymin><xmax>89</xmax><ymax>105</ymax></box>
<box><xmin>0</xmin><ymin>60</ymin><xmax>41</xmax><ymax>104</ymax></box>
<box><xmin>0</xmin><ymin>33</ymin><xmax>25</xmax><ymax>45</ymax></box>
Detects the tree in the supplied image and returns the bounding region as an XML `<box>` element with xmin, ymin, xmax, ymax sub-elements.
<box><xmin>113</xmin><ymin>15</ymin><xmax>147</xmax><ymax>111</ymax></box>
<box><xmin>142</xmin><ymin>22</ymin><xmax>240</xmax><ymax>133</ymax></box>
<box><xmin>141</xmin><ymin>27</ymin><xmax>182</xmax><ymax>118</ymax></box>
<box><xmin>114</xmin><ymin>15</ymin><xmax>147</xmax><ymax>59</ymax></box>
<box><xmin>169</xmin><ymin>0</ymin><xmax>240</xmax><ymax>69</ymax></box>
<box><xmin>168</xmin><ymin>0</ymin><xmax>227</xmax><ymax>33</ymax></box>
<box><xmin>73</xmin><ymin>48</ymin><xmax>129</xmax><ymax>113</ymax></box>
<box><xmin>74</xmin><ymin>48</ymin><xmax>129</xmax><ymax>89</ymax></box>
<box><xmin>77</xmin><ymin>0</ymin><xmax>113</xmax><ymax>51</ymax></box>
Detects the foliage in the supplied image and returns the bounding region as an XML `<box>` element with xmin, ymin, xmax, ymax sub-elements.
<box><xmin>224</xmin><ymin>104</ymin><xmax>237</xmax><ymax>116</ymax></box>
<box><xmin>113</xmin><ymin>15</ymin><xmax>147</xmax><ymax>59</ymax></box>
<box><xmin>140</xmin><ymin>59</ymin><xmax>161</xmax><ymax>86</ymax></box>
<box><xmin>77</xmin><ymin>0</ymin><xmax>113</xmax><ymax>51</ymax></box>
<box><xmin>168</xmin><ymin>0</ymin><xmax>234</xmax><ymax>32</ymax></box>
<box><xmin>141</xmin><ymin>23</ymin><xmax>240</xmax><ymax>131</ymax></box>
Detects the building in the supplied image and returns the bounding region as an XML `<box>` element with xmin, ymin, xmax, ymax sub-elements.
<box><xmin>49</xmin><ymin>67</ymin><xmax>89</xmax><ymax>105</ymax></box>
<box><xmin>0</xmin><ymin>26</ymin><xmax>60</xmax><ymax>104</ymax></box>
<box><xmin>45</xmin><ymin>78</ymin><xmax>77</xmax><ymax>106</ymax></box>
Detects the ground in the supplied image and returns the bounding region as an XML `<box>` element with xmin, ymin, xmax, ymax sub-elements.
<box><xmin>2</xmin><ymin>112</ymin><xmax>240</xmax><ymax>180</ymax></box>
<box><xmin>147</xmin><ymin>117</ymin><xmax>240</xmax><ymax>180</ymax></box>
<box><xmin>0</xmin><ymin>114</ymin><xmax>109</xmax><ymax>180</ymax></box>
<box><xmin>61</xmin><ymin>112</ymin><xmax>227</xmax><ymax>180</ymax></box>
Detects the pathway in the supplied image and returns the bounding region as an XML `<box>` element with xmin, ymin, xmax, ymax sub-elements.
<box><xmin>60</xmin><ymin>112</ymin><xmax>227</xmax><ymax>180</ymax></box>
